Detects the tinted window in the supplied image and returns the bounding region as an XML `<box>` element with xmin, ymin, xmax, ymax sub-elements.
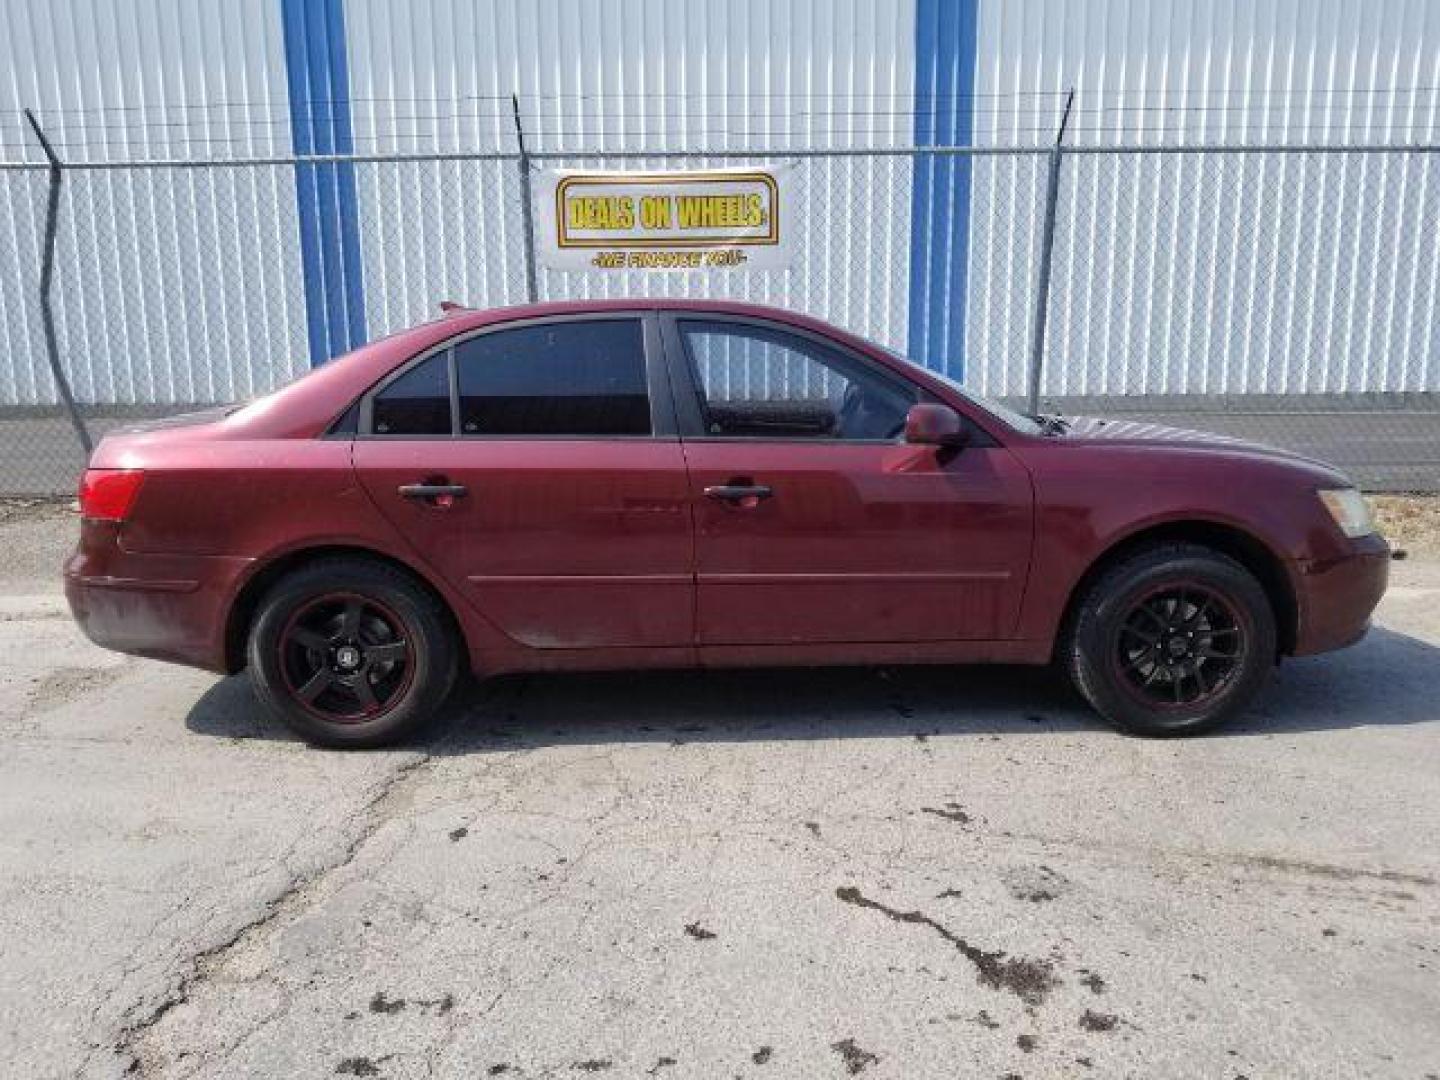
<box><xmin>456</xmin><ymin>320</ymin><xmax>650</xmax><ymax>437</ymax></box>
<box><xmin>680</xmin><ymin>320</ymin><xmax>914</xmax><ymax>440</ymax></box>
<box><xmin>372</xmin><ymin>351</ymin><xmax>452</xmax><ymax>435</ymax></box>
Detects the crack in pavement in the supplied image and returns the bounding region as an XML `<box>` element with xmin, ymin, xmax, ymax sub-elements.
<box><xmin>997</xmin><ymin>828</ymin><xmax>1439</xmax><ymax>890</ymax></box>
<box><xmin>104</xmin><ymin>751</ymin><xmax>439</xmax><ymax>1077</ymax></box>
<box><xmin>835</xmin><ymin>885</ymin><xmax>1060</xmax><ymax>1006</ymax></box>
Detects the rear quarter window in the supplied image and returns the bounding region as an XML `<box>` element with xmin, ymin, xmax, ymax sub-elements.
<box><xmin>371</xmin><ymin>351</ymin><xmax>452</xmax><ymax>435</ymax></box>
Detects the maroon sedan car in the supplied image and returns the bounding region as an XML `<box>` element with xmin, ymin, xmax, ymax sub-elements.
<box><xmin>65</xmin><ymin>300</ymin><xmax>1389</xmax><ymax>747</ymax></box>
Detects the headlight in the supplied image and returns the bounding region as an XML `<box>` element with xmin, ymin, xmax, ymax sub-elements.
<box><xmin>1317</xmin><ymin>488</ymin><xmax>1375</xmax><ymax>539</ymax></box>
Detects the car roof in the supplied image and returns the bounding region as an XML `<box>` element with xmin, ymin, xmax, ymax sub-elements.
<box><xmin>225</xmin><ymin>298</ymin><xmax>877</xmax><ymax>440</ymax></box>
<box><xmin>436</xmin><ymin>297</ymin><xmax>831</xmax><ymax>332</ymax></box>
<box><xmin>226</xmin><ymin>296</ymin><xmax>1024</xmax><ymax>447</ymax></box>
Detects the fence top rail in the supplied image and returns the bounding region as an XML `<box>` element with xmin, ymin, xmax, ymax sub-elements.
<box><xmin>0</xmin><ymin>141</ymin><xmax>1436</xmax><ymax>171</ymax></box>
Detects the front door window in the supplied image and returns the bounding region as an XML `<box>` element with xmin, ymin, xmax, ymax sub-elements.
<box><xmin>679</xmin><ymin>319</ymin><xmax>915</xmax><ymax>441</ymax></box>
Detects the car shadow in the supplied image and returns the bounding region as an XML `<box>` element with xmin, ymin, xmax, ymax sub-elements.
<box><xmin>184</xmin><ymin>625</ymin><xmax>1438</xmax><ymax>750</ymax></box>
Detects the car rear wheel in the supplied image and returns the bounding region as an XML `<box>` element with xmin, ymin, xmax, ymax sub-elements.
<box><xmin>1065</xmin><ymin>543</ymin><xmax>1276</xmax><ymax>736</ymax></box>
<box><xmin>247</xmin><ymin>557</ymin><xmax>458</xmax><ymax>748</ymax></box>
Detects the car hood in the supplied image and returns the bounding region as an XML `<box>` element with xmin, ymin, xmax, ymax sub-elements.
<box><xmin>1060</xmin><ymin>415</ymin><xmax>1256</xmax><ymax>445</ymax></box>
<box><xmin>1056</xmin><ymin>415</ymin><xmax>1347</xmax><ymax>477</ymax></box>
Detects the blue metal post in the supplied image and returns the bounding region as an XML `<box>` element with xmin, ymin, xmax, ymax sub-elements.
<box><xmin>907</xmin><ymin>0</ymin><xmax>980</xmax><ymax>378</ymax></box>
<box><xmin>281</xmin><ymin>0</ymin><xmax>366</xmax><ymax>366</ymax></box>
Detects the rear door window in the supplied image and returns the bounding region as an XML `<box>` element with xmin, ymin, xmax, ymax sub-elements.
<box><xmin>455</xmin><ymin>319</ymin><xmax>650</xmax><ymax>436</ymax></box>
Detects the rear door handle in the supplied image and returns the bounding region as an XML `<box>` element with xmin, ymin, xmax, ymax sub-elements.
<box><xmin>704</xmin><ymin>483</ymin><xmax>774</xmax><ymax>506</ymax></box>
<box><xmin>398</xmin><ymin>482</ymin><xmax>468</xmax><ymax>508</ymax></box>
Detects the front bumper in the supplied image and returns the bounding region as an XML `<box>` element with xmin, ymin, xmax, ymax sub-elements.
<box><xmin>1291</xmin><ymin>532</ymin><xmax>1390</xmax><ymax>656</ymax></box>
<box><xmin>64</xmin><ymin>521</ymin><xmax>251</xmax><ymax>673</ymax></box>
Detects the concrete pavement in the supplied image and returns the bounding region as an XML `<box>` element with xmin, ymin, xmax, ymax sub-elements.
<box><xmin>1</xmin><ymin>513</ymin><xmax>1437</xmax><ymax>1079</ymax></box>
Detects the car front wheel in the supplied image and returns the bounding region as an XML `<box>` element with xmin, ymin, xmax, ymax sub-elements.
<box><xmin>247</xmin><ymin>557</ymin><xmax>458</xmax><ymax>748</ymax></box>
<box><xmin>1065</xmin><ymin>543</ymin><xmax>1277</xmax><ymax>736</ymax></box>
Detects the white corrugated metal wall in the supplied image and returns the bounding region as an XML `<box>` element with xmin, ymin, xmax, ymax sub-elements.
<box><xmin>343</xmin><ymin>0</ymin><xmax>917</xmax><ymax>352</ymax></box>
<box><xmin>0</xmin><ymin>0</ymin><xmax>310</xmax><ymax>406</ymax></box>
<box><xmin>967</xmin><ymin>0</ymin><xmax>1440</xmax><ymax>397</ymax></box>
<box><xmin>0</xmin><ymin>0</ymin><xmax>1437</xmax><ymax>407</ymax></box>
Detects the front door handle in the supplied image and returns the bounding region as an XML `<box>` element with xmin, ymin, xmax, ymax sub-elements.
<box><xmin>704</xmin><ymin>483</ymin><xmax>774</xmax><ymax>508</ymax></box>
<box><xmin>398</xmin><ymin>481</ymin><xmax>468</xmax><ymax>509</ymax></box>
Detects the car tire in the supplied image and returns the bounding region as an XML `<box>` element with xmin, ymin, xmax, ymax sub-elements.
<box><xmin>247</xmin><ymin>557</ymin><xmax>458</xmax><ymax>749</ymax></box>
<box><xmin>1065</xmin><ymin>543</ymin><xmax>1276</xmax><ymax>737</ymax></box>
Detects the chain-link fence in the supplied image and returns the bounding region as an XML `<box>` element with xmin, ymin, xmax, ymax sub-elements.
<box><xmin>1</xmin><ymin>138</ymin><xmax>1436</xmax><ymax>495</ymax></box>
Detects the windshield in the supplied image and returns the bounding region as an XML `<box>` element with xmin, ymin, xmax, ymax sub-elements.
<box><xmin>875</xmin><ymin>344</ymin><xmax>1044</xmax><ymax>435</ymax></box>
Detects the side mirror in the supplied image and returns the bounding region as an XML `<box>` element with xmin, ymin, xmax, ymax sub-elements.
<box><xmin>903</xmin><ymin>402</ymin><xmax>969</xmax><ymax>448</ymax></box>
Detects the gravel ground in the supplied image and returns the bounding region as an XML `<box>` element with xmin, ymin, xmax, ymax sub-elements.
<box><xmin>2</xmin><ymin>504</ymin><xmax>1437</xmax><ymax>1079</ymax></box>
<box><xmin>1372</xmin><ymin>496</ymin><xmax>1440</xmax><ymax>560</ymax></box>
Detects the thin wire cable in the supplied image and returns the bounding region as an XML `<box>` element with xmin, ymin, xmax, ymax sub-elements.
<box><xmin>25</xmin><ymin>112</ymin><xmax>515</xmax><ymax>134</ymax></box>
<box><xmin>19</xmin><ymin>83</ymin><xmax>1440</xmax><ymax>116</ymax></box>
<box><xmin>25</xmin><ymin>92</ymin><xmax>515</xmax><ymax>115</ymax></box>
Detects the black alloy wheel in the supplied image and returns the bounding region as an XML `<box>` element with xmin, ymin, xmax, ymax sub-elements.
<box><xmin>1112</xmin><ymin>581</ymin><xmax>1246</xmax><ymax>708</ymax></box>
<box><xmin>1066</xmin><ymin>542</ymin><xmax>1276</xmax><ymax>736</ymax></box>
<box><xmin>249</xmin><ymin>557</ymin><xmax>458</xmax><ymax>748</ymax></box>
<box><xmin>279</xmin><ymin>593</ymin><xmax>416</xmax><ymax>722</ymax></box>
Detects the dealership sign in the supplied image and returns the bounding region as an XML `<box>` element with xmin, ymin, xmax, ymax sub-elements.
<box><xmin>534</xmin><ymin>165</ymin><xmax>795</xmax><ymax>272</ymax></box>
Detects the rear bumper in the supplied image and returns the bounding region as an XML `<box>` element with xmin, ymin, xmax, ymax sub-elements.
<box><xmin>64</xmin><ymin>522</ymin><xmax>251</xmax><ymax>673</ymax></box>
<box><xmin>1291</xmin><ymin>533</ymin><xmax>1390</xmax><ymax>656</ymax></box>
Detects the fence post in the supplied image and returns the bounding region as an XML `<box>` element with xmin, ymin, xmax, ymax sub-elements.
<box><xmin>511</xmin><ymin>93</ymin><xmax>539</xmax><ymax>303</ymax></box>
<box><xmin>24</xmin><ymin>109</ymin><xmax>93</xmax><ymax>458</ymax></box>
<box><xmin>1026</xmin><ymin>89</ymin><xmax>1075</xmax><ymax>416</ymax></box>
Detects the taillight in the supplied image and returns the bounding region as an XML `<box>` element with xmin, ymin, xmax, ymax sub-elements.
<box><xmin>78</xmin><ymin>469</ymin><xmax>145</xmax><ymax>522</ymax></box>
